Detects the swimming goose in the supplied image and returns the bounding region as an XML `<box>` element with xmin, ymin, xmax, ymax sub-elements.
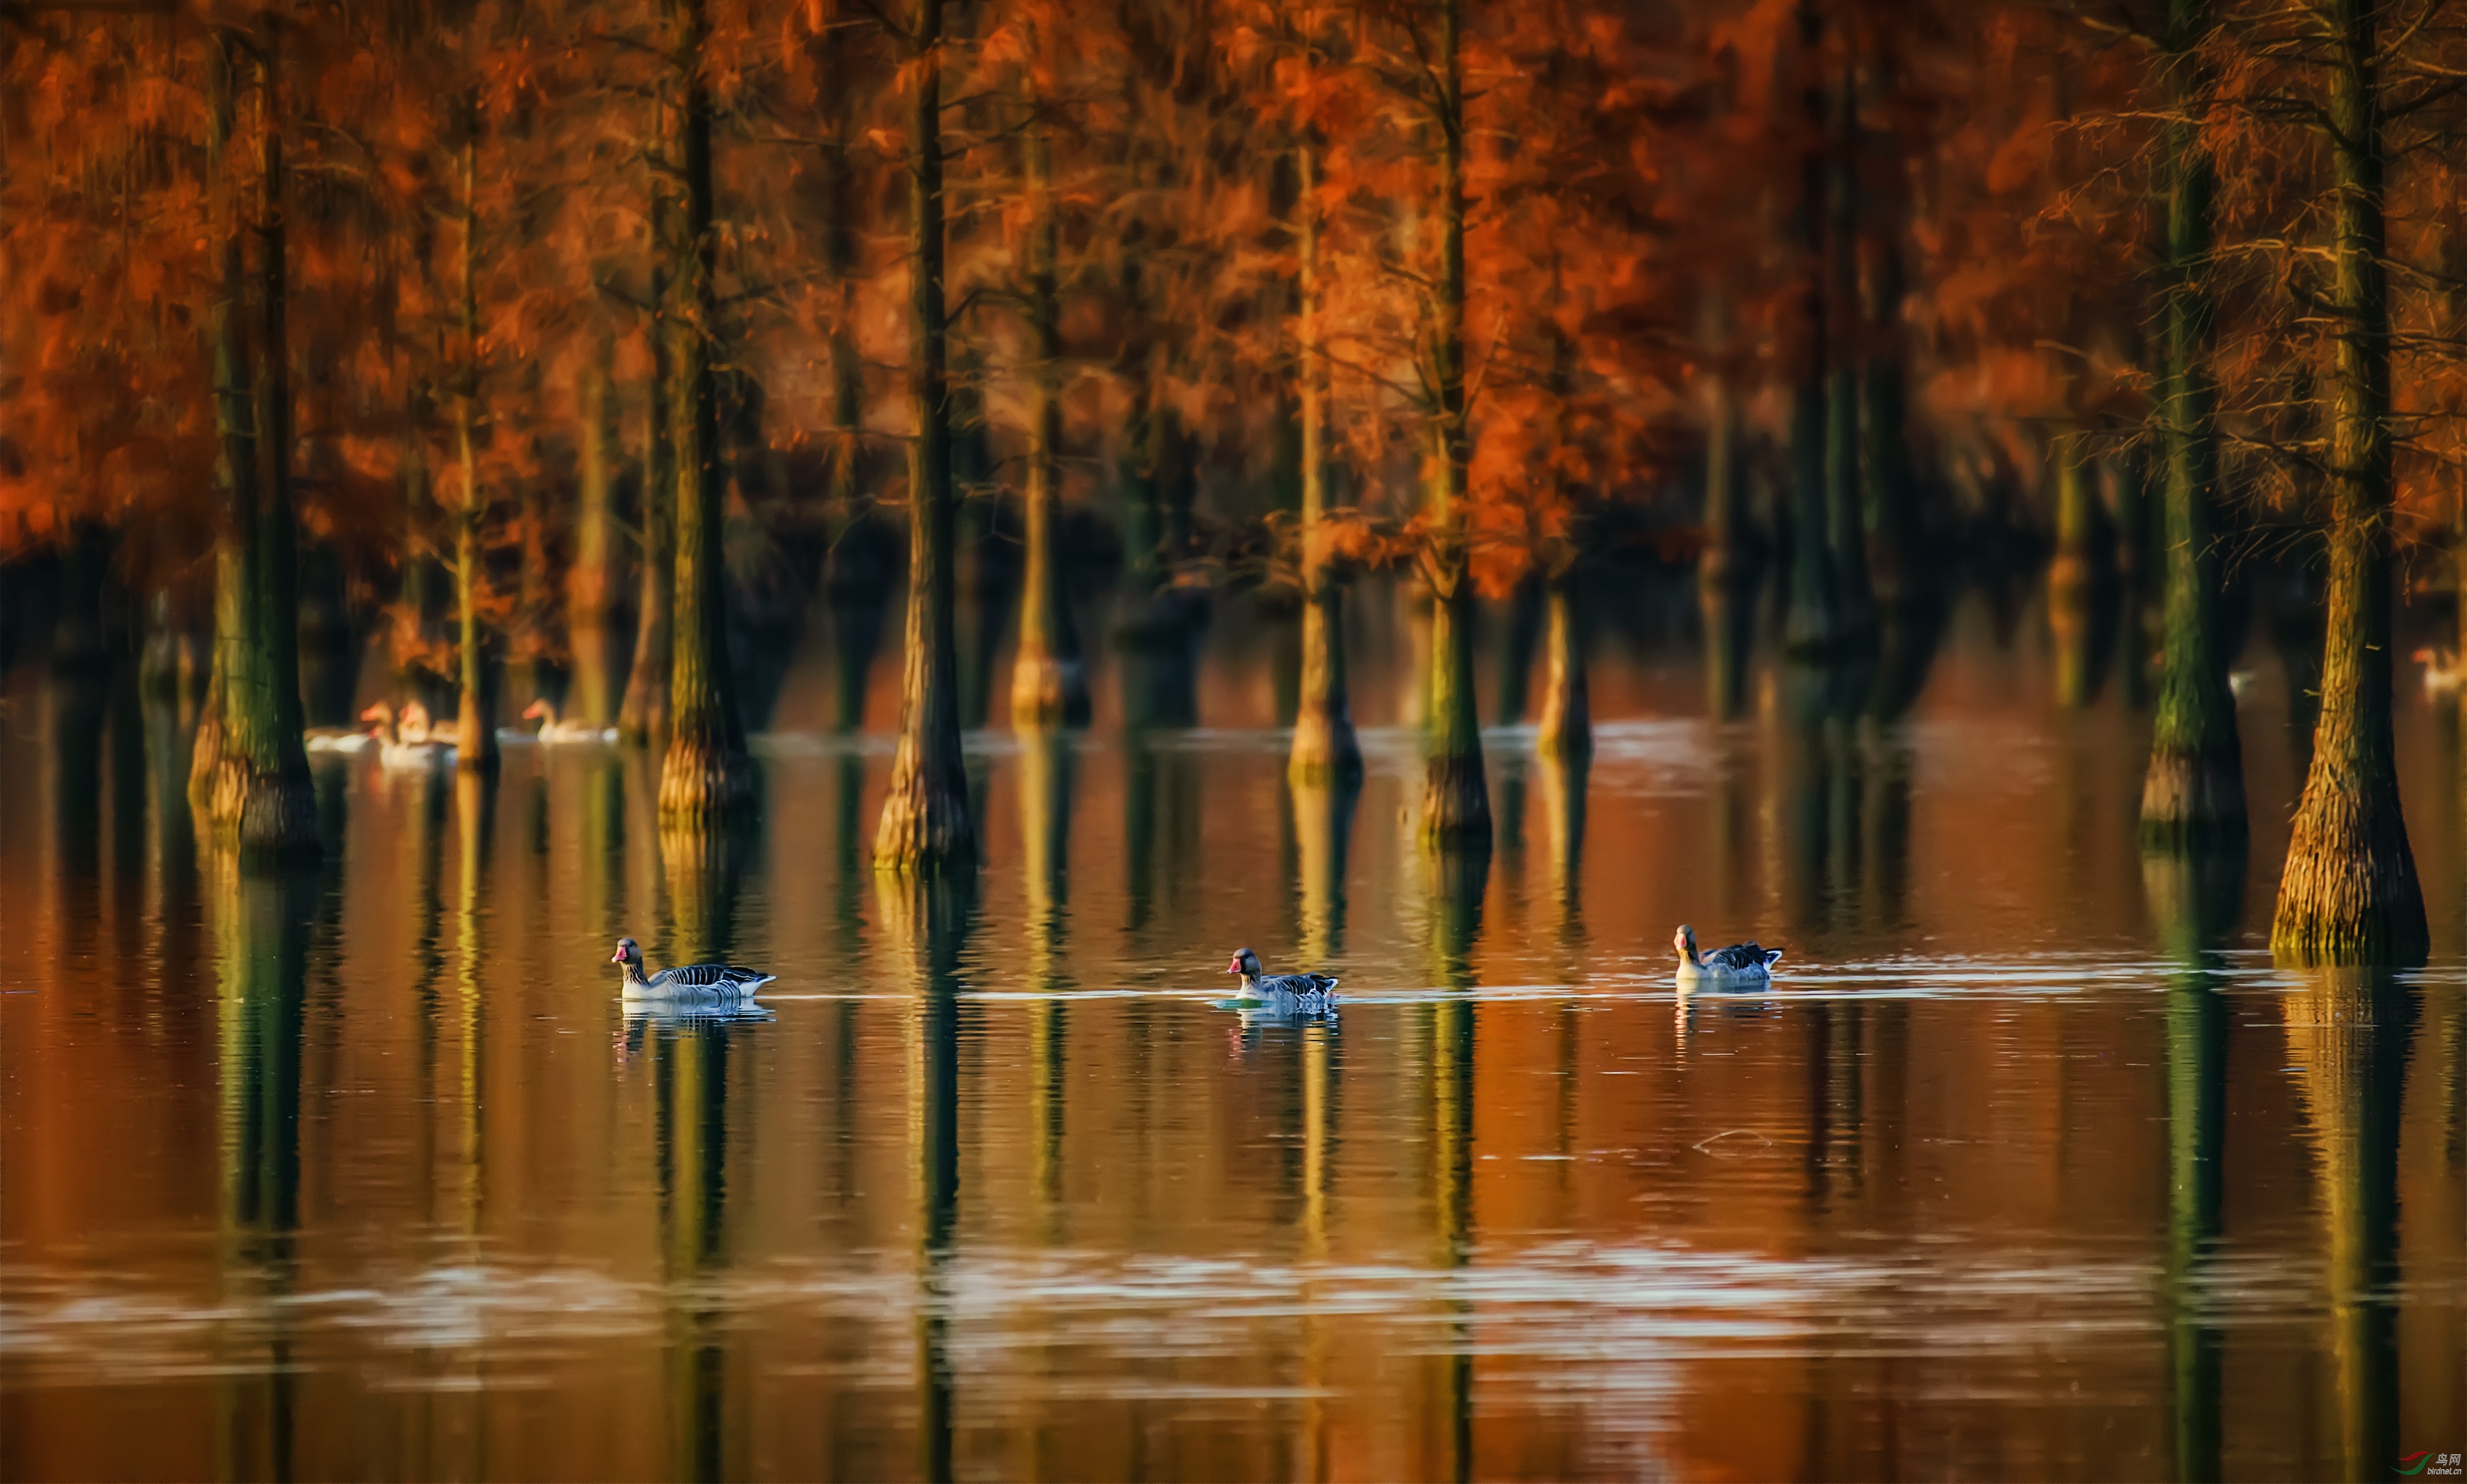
<box><xmin>1225</xmin><ymin>947</ymin><xmax>1338</xmax><ymax>1013</ymax></box>
<box><xmin>2414</xmin><ymin>647</ymin><xmax>2463</xmax><ymax>694</ymax></box>
<box><xmin>612</xmin><ymin>936</ymin><xmax>775</xmax><ymax>1000</ymax></box>
<box><xmin>304</xmin><ymin>723</ymin><xmax>377</xmax><ymax>754</ymax></box>
<box><xmin>522</xmin><ymin>698</ymin><xmax>618</xmax><ymax>743</ymax></box>
<box><xmin>361</xmin><ymin>702</ymin><xmax>454</xmax><ymax>768</ymax></box>
<box><xmin>1673</xmin><ymin>925</ymin><xmax>1781</xmax><ymax>982</ymax></box>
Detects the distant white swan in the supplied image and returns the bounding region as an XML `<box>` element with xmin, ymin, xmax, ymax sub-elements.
<box><xmin>362</xmin><ymin>702</ymin><xmax>453</xmax><ymax>768</ymax></box>
<box><xmin>522</xmin><ymin>698</ymin><xmax>618</xmax><ymax>743</ymax></box>
<box><xmin>2414</xmin><ymin>647</ymin><xmax>2462</xmax><ymax>695</ymax></box>
<box><xmin>303</xmin><ymin>724</ymin><xmax>375</xmax><ymax>755</ymax></box>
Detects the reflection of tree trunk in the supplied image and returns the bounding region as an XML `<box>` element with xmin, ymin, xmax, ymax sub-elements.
<box><xmin>877</xmin><ymin>872</ymin><xmax>972</xmax><ymax>1484</ymax></box>
<box><xmin>662</xmin><ymin>821</ymin><xmax>749</xmax><ymax>965</ymax></box>
<box><xmin>210</xmin><ymin>859</ymin><xmax>311</xmax><ymax>1484</ymax></box>
<box><xmin>2162</xmin><ymin>963</ymin><xmax>2227</xmax><ymax>1484</ymax></box>
<box><xmin>874</xmin><ymin>0</ymin><xmax>972</xmax><ymax>874</ymax></box>
<box><xmin>1299</xmin><ymin>1017</ymin><xmax>1335</xmax><ymax>1476</ymax></box>
<box><xmin>1538</xmin><ymin>750</ymin><xmax>1586</xmax><ymax>940</ymax></box>
<box><xmin>1020</xmin><ymin>731</ymin><xmax>1071</xmax><ymax>1244</ymax></box>
<box><xmin>1293</xmin><ymin>778</ymin><xmax>1357</xmax><ymax>964</ymax></box>
<box><xmin>453</xmin><ymin>772</ymin><xmax>492</xmax><ymax>1236</ymax></box>
<box><xmin>2280</xmin><ymin>969</ymin><xmax>2412</xmax><ymax>1479</ymax></box>
<box><xmin>1030</xmin><ymin>993</ymin><xmax>1067</xmax><ymax>1244</ymax></box>
<box><xmin>1432</xmin><ymin>988</ymin><xmax>1476</xmax><ymax>1484</ymax></box>
<box><xmin>1019</xmin><ymin>713</ymin><xmax>1075</xmax><ymax>1231</ymax></box>
<box><xmin>652</xmin><ymin>1014</ymin><xmax>733</xmax><ymax>1483</ymax></box>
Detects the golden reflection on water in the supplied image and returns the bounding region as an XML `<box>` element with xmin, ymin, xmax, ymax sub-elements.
<box><xmin>3</xmin><ymin>591</ymin><xmax>2465</xmax><ymax>1482</ymax></box>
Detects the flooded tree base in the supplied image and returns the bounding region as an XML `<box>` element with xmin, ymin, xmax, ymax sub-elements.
<box><xmin>657</xmin><ymin>738</ymin><xmax>755</xmax><ymax>826</ymax></box>
<box><xmin>2270</xmin><ymin>787</ymin><xmax>2430</xmax><ymax>965</ymax></box>
<box><xmin>1288</xmin><ymin>704</ymin><xmax>1362</xmax><ymax>787</ymax></box>
<box><xmin>2138</xmin><ymin>749</ymin><xmax>2247</xmax><ymax>849</ymax></box>
<box><xmin>873</xmin><ymin>761</ymin><xmax>976</xmax><ymax>875</ymax></box>
<box><xmin>1009</xmin><ymin>651</ymin><xmax>1090</xmax><ymax>729</ymax></box>
<box><xmin>200</xmin><ymin>761</ymin><xmax>319</xmax><ymax>860</ymax></box>
<box><xmin>1420</xmin><ymin>753</ymin><xmax>1493</xmax><ymax>848</ymax></box>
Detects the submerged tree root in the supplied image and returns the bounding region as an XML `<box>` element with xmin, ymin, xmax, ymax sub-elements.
<box><xmin>2271</xmin><ymin>784</ymin><xmax>2429</xmax><ymax>965</ymax></box>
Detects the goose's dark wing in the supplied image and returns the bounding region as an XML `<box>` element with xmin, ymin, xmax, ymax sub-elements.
<box><xmin>1261</xmin><ymin>973</ymin><xmax>1338</xmax><ymax>999</ymax></box>
<box><xmin>663</xmin><ymin>962</ymin><xmax>761</xmax><ymax>989</ymax></box>
<box><xmin>1708</xmin><ymin>942</ymin><xmax>1774</xmax><ymax>970</ymax></box>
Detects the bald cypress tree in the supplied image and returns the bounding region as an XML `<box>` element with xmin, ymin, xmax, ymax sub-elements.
<box><xmin>2270</xmin><ymin>0</ymin><xmax>2427</xmax><ymax>962</ymax></box>
<box><xmin>657</xmin><ymin>0</ymin><xmax>755</xmax><ymax>825</ymax></box>
<box><xmin>2139</xmin><ymin>0</ymin><xmax>2244</xmax><ymax>847</ymax></box>
<box><xmin>875</xmin><ymin>0</ymin><xmax>975</xmax><ymax>872</ymax></box>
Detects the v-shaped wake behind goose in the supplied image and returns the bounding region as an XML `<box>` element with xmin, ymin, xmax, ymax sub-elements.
<box><xmin>612</xmin><ymin>937</ymin><xmax>775</xmax><ymax>1001</ymax></box>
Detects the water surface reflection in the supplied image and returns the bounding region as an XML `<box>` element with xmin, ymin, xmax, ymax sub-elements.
<box><xmin>3</xmin><ymin>587</ymin><xmax>2464</xmax><ymax>1481</ymax></box>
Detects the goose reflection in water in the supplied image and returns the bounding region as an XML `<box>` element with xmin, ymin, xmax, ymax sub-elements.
<box><xmin>615</xmin><ymin>1001</ymin><xmax>777</xmax><ymax>1065</ymax></box>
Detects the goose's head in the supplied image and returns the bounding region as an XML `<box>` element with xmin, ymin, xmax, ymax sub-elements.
<box><xmin>359</xmin><ymin>702</ymin><xmax>394</xmax><ymax>738</ymax></box>
<box><xmin>401</xmin><ymin>700</ymin><xmax>433</xmax><ymax>733</ymax></box>
<box><xmin>611</xmin><ymin>937</ymin><xmax>641</xmax><ymax>969</ymax></box>
<box><xmin>522</xmin><ymin>698</ymin><xmax>553</xmax><ymax>727</ymax></box>
<box><xmin>1227</xmin><ymin>947</ymin><xmax>1260</xmax><ymax>979</ymax></box>
<box><xmin>1673</xmin><ymin>925</ymin><xmax>1697</xmax><ymax>962</ymax></box>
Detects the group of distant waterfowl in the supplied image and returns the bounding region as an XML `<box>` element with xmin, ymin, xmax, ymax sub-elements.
<box><xmin>300</xmin><ymin>698</ymin><xmax>617</xmax><ymax>766</ymax></box>
<box><xmin>606</xmin><ymin>928</ymin><xmax>1781</xmax><ymax>1013</ymax></box>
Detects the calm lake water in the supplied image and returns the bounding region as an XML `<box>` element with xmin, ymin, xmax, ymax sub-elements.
<box><xmin>4</xmin><ymin>575</ymin><xmax>2464</xmax><ymax>1481</ymax></box>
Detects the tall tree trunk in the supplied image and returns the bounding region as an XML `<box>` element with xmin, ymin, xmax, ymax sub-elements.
<box><xmin>875</xmin><ymin>0</ymin><xmax>974</xmax><ymax>872</ymax></box>
<box><xmin>1700</xmin><ymin>371</ymin><xmax>1748</xmax><ymax>591</ymax></box>
<box><xmin>1420</xmin><ymin>0</ymin><xmax>1489</xmax><ymax>849</ymax></box>
<box><xmin>567</xmin><ymin>361</ymin><xmax>617</xmax><ymax>726</ymax></box>
<box><xmin>2050</xmin><ymin>428</ymin><xmax>2109</xmax><ymax>710</ymax></box>
<box><xmin>659</xmin><ymin>0</ymin><xmax>753</xmax><ymax>824</ymax></box>
<box><xmin>200</xmin><ymin>24</ymin><xmax>316</xmax><ymax>858</ymax></box>
<box><xmin>1010</xmin><ymin>98</ymin><xmax>1088</xmax><ymax>728</ymax></box>
<box><xmin>1535</xmin><ymin>577</ymin><xmax>1589</xmax><ymax>761</ymax></box>
<box><xmin>189</xmin><ymin>31</ymin><xmax>246</xmax><ymax>811</ymax></box>
<box><xmin>2141</xmin><ymin>0</ymin><xmax>2246</xmax><ymax>846</ymax></box>
<box><xmin>825</xmin><ymin>115</ymin><xmax>866</xmax><ymax>541</ymax></box>
<box><xmin>618</xmin><ymin>95</ymin><xmax>677</xmax><ymax>749</ymax></box>
<box><xmin>1289</xmin><ymin>138</ymin><xmax>1361</xmax><ymax>786</ymax></box>
<box><xmin>2270</xmin><ymin>0</ymin><xmax>2427</xmax><ymax>962</ymax></box>
<box><xmin>454</xmin><ymin>116</ymin><xmax>499</xmax><ymax>773</ymax></box>
<box><xmin>1824</xmin><ymin>60</ymin><xmax>1871</xmax><ymax>636</ymax></box>
<box><xmin>1783</xmin><ymin>0</ymin><xmax>1841</xmax><ymax>656</ymax></box>
<box><xmin>1862</xmin><ymin>171</ymin><xmax>1923</xmax><ymax>610</ymax></box>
